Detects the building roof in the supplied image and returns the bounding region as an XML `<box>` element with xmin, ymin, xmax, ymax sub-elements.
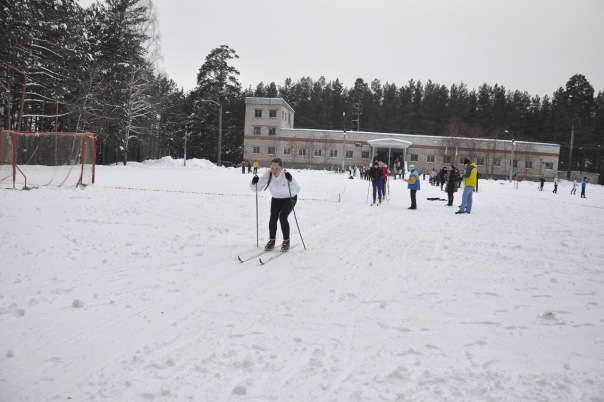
<box><xmin>367</xmin><ymin>138</ymin><xmax>413</xmax><ymax>149</ymax></box>
<box><xmin>245</xmin><ymin>97</ymin><xmax>295</xmax><ymax>113</ymax></box>
<box><xmin>280</xmin><ymin>128</ymin><xmax>560</xmax><ymax>148</ymax></box>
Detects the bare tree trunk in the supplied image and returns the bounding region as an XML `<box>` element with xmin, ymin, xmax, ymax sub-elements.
<box><xmin>3</xmin><ymin>37</ymin><xmax>13</xmax><ymax>129</ymax></box>
<box><xmin>16</xmin><ymin>39</ymin><xmax>32</xmax><ymax>130</ymax></box>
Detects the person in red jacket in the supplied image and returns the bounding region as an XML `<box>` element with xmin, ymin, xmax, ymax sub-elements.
<box><xmin>380</xmin><ymin>162</ymin><xmax>389</xmax><ymax>200</ymax></box>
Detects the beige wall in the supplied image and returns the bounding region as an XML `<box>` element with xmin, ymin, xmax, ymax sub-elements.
<box><xmin>243</xmin><ymin>98</ymin><xmax>561</xmax><ymax>180</ymax></box>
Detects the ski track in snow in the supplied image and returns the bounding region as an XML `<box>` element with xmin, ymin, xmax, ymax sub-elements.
<box><xmin>1</xmin><ymin>159</ymin><xmax>603</xmax><ymax>401</ymax></box>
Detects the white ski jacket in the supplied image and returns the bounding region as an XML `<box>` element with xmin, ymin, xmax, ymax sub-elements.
<box><xmin>250</xmin><ymin>171</ymin><xmax>301</xmax><ymax>199</ymax></box>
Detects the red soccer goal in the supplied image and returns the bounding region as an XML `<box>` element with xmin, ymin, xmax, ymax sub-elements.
<box><xmin>0</xmin><ymin>130</ymin><xmax>96</xmax><ymax>189</ymax></box>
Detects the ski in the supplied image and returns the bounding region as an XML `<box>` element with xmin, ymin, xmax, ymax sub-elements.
<box><xmin>259</xmin><ymin>244</ymin><xmax>299</xmax><ymax>265</ymax></box>
<box><xmin>238</xmin><ymin>248</ymin><xmax>272</xmax><ymax>263</ymax></box>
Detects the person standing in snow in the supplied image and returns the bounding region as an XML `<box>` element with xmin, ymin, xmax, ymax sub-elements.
<box><xmin>380</xmin><ymin>162</ymin><xmax>389</xmax><ymax>200</ymax></box>
<box><xmin>446</xmin><ymin>164</ymin><xmax>457</xmax><ymax>206</ymax></box>
<box><xmin>581</xmin><ymin>177</ymin><xmax>587</xmax><ymax>198</ymax></box>
<box><xmin>552</xmin><ymin>176</ymin><xmax>559</xmax><ymax>193</ymax></box>
<box><xmin>250</xmin><ymin>158</ymin><xmax>301</xmax><ymax>251</ymax></box>
<box><xmin>571</xmin><ymin>179</ymin><xmax>578</xmax><ymax>195</ymax></box>
<box><xmin>539</xmin><ymin>175</ymin><xmax>545</xmax><ymax>191</ymax></box>
<box><xmin>440</xmin><ymin>167</ymin><xmax>448</xmax><ymax>191</ymax></box>
<box><xmin>405</xmin><ymin>165</ymin><xmax>420</xmax><ymax>210</ymax></box>
<box><xmin>456</xmin><ymin>159</ymin><xmax>477</xmax><ymax>214</ymax></box>
<box><xmin>252</xmin><ymin>160</ymin><xmax>259</xmax><ymax>174</ymax></box>
<box><xmin>369</xmin><ymin>160</ymin><xmax>385</xmax><ymax>205</ymax></box>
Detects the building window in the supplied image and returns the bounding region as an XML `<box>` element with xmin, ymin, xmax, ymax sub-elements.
<box><xmin>476</xmin><ymin>158</ymin><xmax>484</xmax><ymax>166</ymax></box>
<box><xmin>330</xmin><ymin>150</ymin><xmax>338</xmax><ymax>158</ymax></box>
<box><xmin>459</xmin><ymin>157</ymin><xmax>466</xmax><ymax>165</ymax></box>
<box><xmin>345</xmin><ymin>150</ymin><xmax>353</xmax><ymax>158</ymax></box>
<box><xmin>410</xmin><ymin>154</ymin><xmax>418</xmax><ymax>161</ymax></box>
<box><xmin>269</xmin><ymin>110</ymin><xmax>277</xmax><ymax>118</ymax></box>
<box><xmin>525</xmin><ymin>161</ymin><xmax>533</xmax><ymax>169</ymax></box>
<box><xmin>314</xmin><ymin>149</ymin><xmax>322</xmax><ymax>157</ymax></box>
<box><xmin>268</xmin><ymin>127</ymin><xmax>276</xmax><ymax>136</ymax></box>
<box><xmin>362</xmin><ymin>151</ymin><xmax>370</xmax><ymax>159</ymax></box>
<box><xmin>444</xmin><ymin>155</ymin><xmax>453</xmax><ymax>163</ymax></box>
<box><xmin>427</xmin><ymin>155</ymin><xmax>435</xmax><ymax>163</ymax></box>
<box><xmin>298</xmin><ymin>148</ymin><xmax>306</xmax><ymax>156</ymax></box>
<box><xmin>545</xmin><ymin>162</ymin><xmax>553</xmax><ymax>170</ymax></box>
<box><xmin>254</xmin><ymin>109</ymin><xmax>262</xmax><ymax>118</ymax></box>
<box><xmin>493</xmin><ymin>159</ymin><xmax>501</xmax><ymax>167</ymax></box>
<box><xmin>253</xmin><ymin>127</ymin><xmax>261</xmax><ymax>135</ymax></box>
<box><xmin>252</xmin><ymin>146</ymin><xmax>260</xmax><ymax>154</ymax></box>
<box><xmin>283</xmin><ymin>147</ymin><xmax>291</xmax><ymax>156</ymax></box>
<box><xmin>268</xmin><ymin>146</ymin><xmax>276</xmax><ymax>155</ymax></box>
<box><xmin>513</xmin><ymin>160</ymin><xmax>518</xmax><ymax>168</ymax></box>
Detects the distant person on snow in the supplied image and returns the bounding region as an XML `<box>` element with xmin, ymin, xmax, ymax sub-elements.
<box><xmin>250</xmin><ymin>158</ymin><xmax>301</xmax><ymax>252</ymax></box>
<box><xmin>369</xmin><ymin>160</ymin><xmax>385</xmax><ymax>205</ymax></box>
<box><xmin>405</xmin><ymin>165</ymin><xmax>420</xmax><ymax>210</ymax></box>
<box><xmin>252</xmin><ymin>160</ymin><xmax>259</xmax><ymax>174</ymax></box>
<box><xmin>456</xmin><ymin>159</ymin><xmax>477</xmax><ymax>214</ymax></box>
<box><xmin>581</xmin><ymin>177</ymin><xmax>588</xmax><ymax>198</ymax></box>
<box><xmin>539</xmin><ymin>175</ymin><xmax>545</xmax><ymax>191</ymax></box>
<box><xmin>380</xmin><ymin>162</ymin><xmax>389</xmax><ymax>200</ymax></box>
<box><xmin>446</xmin><ymin>164</ymin><xmax>457</xmax><ymax>206</ymax></box>
<box><xmin>571</xmin><ymin>179</ymin><xmax>578</xmax><ymax>195</ymax></box>
<box><xmin>552</xmin><ymin>176</ymin><xmax>558</xmax><ymax>193</ymax></box>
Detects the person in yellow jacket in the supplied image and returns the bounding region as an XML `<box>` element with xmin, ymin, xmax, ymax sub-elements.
<box><xmin>456</xmin><ymin>159</ymin><xmax>478</xmax><ymax>214</ymax></box>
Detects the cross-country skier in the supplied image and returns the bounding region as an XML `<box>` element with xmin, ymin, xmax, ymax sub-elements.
<box><xmin>250</xmin><ymin>157</ymin><xmax>301</xmax><ymax>251</ymax></box>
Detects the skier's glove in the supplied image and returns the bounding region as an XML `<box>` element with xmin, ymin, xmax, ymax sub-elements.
<box><xmin>252</xmin><ymin>175</ymin><xmax>259</xmax><ymax>184</ymax></box>
<box><xmin>284</xmin><ymin>171</ymin><xmax>292</xmax><ymax>181</ymax></box>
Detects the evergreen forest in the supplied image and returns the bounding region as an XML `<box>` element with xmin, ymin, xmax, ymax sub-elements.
<box><xmin>2</xmin><ymin>0</ymin><xmax>603</xmax><ymax>181</ymax></box>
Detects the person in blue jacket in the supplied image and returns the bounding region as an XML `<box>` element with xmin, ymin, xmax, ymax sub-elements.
<box><xmin>581</xmin><ymin>177</ymin><xmax>587</xmax><ymax>198</ymax></box>
<box><xmin>405</xmin><ymin>165</ymin><xmax>420</xmax><ymax>209</ymax></box>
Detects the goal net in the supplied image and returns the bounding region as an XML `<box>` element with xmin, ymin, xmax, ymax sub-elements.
<box><xmin>0</xmin><ymin>130</ymin><xmax>96</xmax><ymax>189</ymax></box>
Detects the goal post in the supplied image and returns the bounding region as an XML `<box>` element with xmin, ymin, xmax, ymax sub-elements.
<box><xmin>0</xmin><ymin>130</ymin><xmax>97</xmax><ymax>189</ymax></box>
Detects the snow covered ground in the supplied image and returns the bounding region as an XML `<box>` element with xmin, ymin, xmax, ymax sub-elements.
<box><xmin>1</xmin><ymin>157</ymin><xmax>603</xmax><ymax>401</ymax></box>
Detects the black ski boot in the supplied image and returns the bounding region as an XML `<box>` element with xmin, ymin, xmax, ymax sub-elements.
<box><xmin>264</xmin><ymin>238</ymin><xmax>276</xmax><ymax>251</ymax></box>
<box><xmin>280</xmin><ymin>239</ymin><xmax>290</xmax><ymax>252</ymax></box>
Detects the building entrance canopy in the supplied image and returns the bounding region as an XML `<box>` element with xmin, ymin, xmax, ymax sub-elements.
<box><xmin>367</xmin><ymin>138</ymin><xmax>413</xmax><ymax>170</ymax></box>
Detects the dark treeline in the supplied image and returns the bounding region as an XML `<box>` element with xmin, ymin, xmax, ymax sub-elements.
<box><xmin>2</xmin><ymin>0</ymin><xmax>603</xmax><ymax>179</ymax></box>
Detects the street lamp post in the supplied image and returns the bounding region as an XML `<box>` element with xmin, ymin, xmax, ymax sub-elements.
<box><xmin>510</xmin><ymin>139</ymin><xmax>515</xmax><ymax>181</ymax></box>
<box><xmin>184</xmin><ymin>125</ymin><xmax>188</xmax><ymax>166</ymax></box>
<box><xmin>342</xmin><ymin>112</ymin><xmax>346</xmax><ymax>172</ymax></box>
<box><xmin>200</xmin><ymin>99</ymin><xmax>223</xmax><ymax>165</ymax></box>
<box><xmin>183</xmin><ymin>113</ymin><xmax>196</xmax><ymax>166</ymax></box>
<box><xmin>504</xmin><ymin>130</ymin><xmax>515</xmax><ymax>182</ymax></box>
<box><xmin>568</xmin><ymin>125</ymin><xmax>575</xmax><ymax>180</ymax></box>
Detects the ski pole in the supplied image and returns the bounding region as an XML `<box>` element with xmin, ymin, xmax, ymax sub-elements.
<box><xmin>255</xmin><ymin>184</ymin><xmax>259</xmax><ymax>248</ymax></box>
<box><xmin>387</xmin><ymin>180</ymin><xmax>390</xmax><ymax>203</ymax></box>
<box><xmin>285</xmin><ymin>171</ymin><xmax>308</xmax><ymax>250</ymax></box>
<box><xmin>366</xmin><ymin>178</ymin><xmax>371</xmax><ymax>203</ymax></box>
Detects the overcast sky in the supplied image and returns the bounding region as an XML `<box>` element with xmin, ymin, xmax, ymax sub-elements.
<box><xmin>80</xmin><ymin>0</ymin><xmax>604</xmax><ymax>97</ymax></box>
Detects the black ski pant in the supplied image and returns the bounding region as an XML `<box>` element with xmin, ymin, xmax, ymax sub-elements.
<box><xmin>269</xmin><ymin>195</ymin><xmax>297</xmax><ymax>240</ymax></box>
<box><xmin>410</xmin><ymin>189</ymin><xmax>417</xmax><ymax>209</ymax></box>
<box><xmin>447</xmin><ymin>187</ymin><xmax>455</xmax><ymax>206</ymax></box>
